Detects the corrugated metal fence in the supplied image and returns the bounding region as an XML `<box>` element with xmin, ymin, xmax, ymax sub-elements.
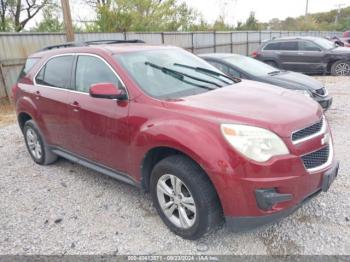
<box><xmin>0</xmin><ymin>30</ymin><xmax>341</xmax><ymax>100</ymax></box>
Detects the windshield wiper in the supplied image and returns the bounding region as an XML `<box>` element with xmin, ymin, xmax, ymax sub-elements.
<box><xmin>145</xmin><ymin>62</ymin><xmax>217</xmax><ymax>90</ymax></box>
<box><xmin>145</xmin><ymin>62</ymin><xmax>223</xmax><ymax>88</ymax></box>
<box><xmin>173</xmin><ymin>63</ymin><xmax>237</xmax><ymax>84</ymax></box>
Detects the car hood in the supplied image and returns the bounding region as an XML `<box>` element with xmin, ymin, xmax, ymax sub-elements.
<box><xmin>257</xmin><ymin>71</ymin><xmax>323</xmax><ymax>92</ymax></box>
<box><xmin>166</xmin><ymin>80</ymin><xmax>322</xmax><ymax>138</ymax></box>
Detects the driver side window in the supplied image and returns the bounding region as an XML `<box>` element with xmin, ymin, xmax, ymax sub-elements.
<box><xmin>209</xmin><ymin>61</ymin><xmax>241</xmax><ymax>78</ymax></box>
<box><xmin>75</xmin><ymin>55</ymin><xmax>122</xmax><ymax>93</ymax></box>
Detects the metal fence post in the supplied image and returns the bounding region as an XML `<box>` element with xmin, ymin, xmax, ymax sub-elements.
<box><xmin>246</xmin><ymin>32</ymin><xmax>249</xmax><ymax>56</ymax></box>
<box><xmin>0</xmin><ymin>64</ymin><xmax>9</xmax><ymax>101</ymax></box>
<box><xmin>161</xmin><ymin>32</ymin><xmax>165</xmax><ymax>44</ymax></box>
<box><xmin>191</xmin><ymin>32</ymin><xmax>194</xmax><ymax>53</ymax></box>
<box><xmin>230</xmin><ymin>32</ymin><xmax>233</xmax><ymax>53</ymax></box>
<box><xmin>213</xmin><ymin>31</ymin><xmax>217</xmax><ymax>53</ymax></box>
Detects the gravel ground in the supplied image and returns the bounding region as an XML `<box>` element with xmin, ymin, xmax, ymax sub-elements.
<box><xmin>0</xmin><ymin>76</ymin><xmax>349</xmax><ymax>255</ymax></box>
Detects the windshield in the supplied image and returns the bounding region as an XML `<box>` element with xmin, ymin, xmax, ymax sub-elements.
<box><xmin>223</xmin><ymin>55</ymin><xmax>278</xmax><ymax>76</ymax></box>
<box><xmin>312</xmin><ymin>38</ymin><xmax>336</xmax><ymax>50</ymax></box>
<box><xmin>115</xmin><ymin>48</ymin><xmax>233</xmax><ymax>99</ymax></box>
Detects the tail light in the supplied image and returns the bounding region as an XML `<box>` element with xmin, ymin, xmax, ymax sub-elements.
<box><xmin>251</xmin><ymin>51</ymin><xmax>260</xmax><ymax>58</ymax></box>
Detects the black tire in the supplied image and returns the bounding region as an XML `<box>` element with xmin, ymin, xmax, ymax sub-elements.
<box><xmin>330</xmin><ymin>60</ymin><xmax>350</xmax><ymax>76</ymax></box>
<box><xmin>150</xmin><ymin>155</ymin><xmax>223</xmax><ymax>240</ymax></box>
<box><xmin>23</xmin><ymin>120</ymin><xmax>58</xmax><ymax>165</ymax></box>
<box><xmin>264</xmin><ymin>60</ymin><xmax>278</xmax><ymax>68</ymax></box>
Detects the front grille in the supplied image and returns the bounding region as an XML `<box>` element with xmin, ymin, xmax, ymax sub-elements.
<box><xmin>292</xmin><ymin>118</ymin><xmax>323</xmax><ymax>142</ymax></box>
<box><xmin>315</xmin><ymin>88</ymin><xmax>326</xmax><ymax>96</ymax></box>
<box><xmin>301</xmin><ymin>145</ymin><xmax>330</xmax><ymax>169</ymax></box>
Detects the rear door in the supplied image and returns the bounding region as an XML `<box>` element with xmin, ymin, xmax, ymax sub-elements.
<box><xmin>277</xmin><ymin>41</ymin><xmax>300</xmax><ymax>71</ymax></box>
<box><xmin>66</xmin><ymin>54</ymin><xmax>130</xmax><ymax>173</ymax></box>
<box><xmin>33</xmin><ymin>55</ymin><xmax>75</xmax><ymax>149</ymax></box>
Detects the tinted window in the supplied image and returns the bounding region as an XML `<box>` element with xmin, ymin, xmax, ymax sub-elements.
<box><xmin>299</xmin><ymin>41</ymin><xmax>321</xmax><ymax>51</ymax></box>
<box><xmin>280</xmin><ymin>41</ymin><xmax>298</xmax><ymax>51</ymax></box>
<box><xmin>75</xmin><ymin>56</ymin><xmax>122</xmax><ymax>93</ymax></box>
<box><xmin>19</xmin><ymin>58</ymin><xmax>40</xmax><ymax>80</ymax></box>
<box><xmin>209</xmin><ymin>61</ymin><xmax>230</xmax><ymax>74</ymax></box>
<box><xmin>223</xmin><ymin>55</ymin><xmax>278</xmax><ymax>76</ymax></box>
<box><xmin>36</xmin><ymin>56</ymin><xmax>74</xmax><ymax>89</ymax></box>
<box><xmin>264</xmin><ymin>42</ymin><xmax>281</xmax><ymax>50</ymax></box>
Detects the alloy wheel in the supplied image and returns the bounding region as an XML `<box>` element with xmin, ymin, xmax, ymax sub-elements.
<box><xmin>26</xmin><ymin>128</ymin><xmax>42</xmax><ymax>160</ymax></box>
<box><xmin>156</xmin><ymin>174</ymin><xmax>196</xmax><ymax>229</ymax></box>
<box><xmin>335</xmin><ymin>62</ymin><xmax>350</xmax><ymax>76</ymax></box>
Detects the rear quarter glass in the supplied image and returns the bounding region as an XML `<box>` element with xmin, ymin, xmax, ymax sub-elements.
<box><xmin>18</xmin><ymin>58</ymin><xmax>40</xmax><ymax>80</ymax></box>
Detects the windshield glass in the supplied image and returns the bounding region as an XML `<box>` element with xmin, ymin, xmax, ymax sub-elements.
<box><xmin>223</xmin><ymin>55</ymin><xmax>278</xmax><ymax>76</ymax></box>
<box><xmin>115</xmin><ymin>48</ymin><xmax>232</xmax><ymax>99</ymax></box>
<box><xmin>312</xmin><ymin>38</ymin><xmax>336</xmax><ymax>50</ymax></box>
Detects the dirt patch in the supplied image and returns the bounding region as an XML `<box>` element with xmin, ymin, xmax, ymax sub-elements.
<box><xmin>0</xmin><ymin>99</ymin><xmax>16</xmax><ymax>127</ymax></box>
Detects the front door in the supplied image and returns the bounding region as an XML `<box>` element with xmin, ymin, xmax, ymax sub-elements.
<box><xmin>66</xmin><ymin>54</ymin><xmax>130</xmax><ymax>173</ymax></box>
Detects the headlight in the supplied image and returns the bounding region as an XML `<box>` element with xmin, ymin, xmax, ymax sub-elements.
<box><xmin>294</xmin><ymin>90</ymin><xmax>311</xmax><ymax>97</ymax></box>
<box><xmin>221</xmin><ymin>124</ymin><xmax>289</xmax><ymax>162</ymax></box>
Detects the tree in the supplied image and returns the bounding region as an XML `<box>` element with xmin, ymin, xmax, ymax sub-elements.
<box><xmin>91</xmin><ymin>0</ymin><xmax>197</xmax><ymax>32</ymax></box>
<box><xmin>34</xmin><ymin>3</ymin><xmax>63</xmax><ymax>32</ymax></box>
<box><xmin>0</xmin><ymin>0</ymin><xmax>51</xmax><ymax>32</ymax></box>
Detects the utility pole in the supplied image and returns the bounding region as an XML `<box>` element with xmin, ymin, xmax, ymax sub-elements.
<box><xmin>335</xmin><ymin>3</ymin><xmax>345</xmax><ymax>24</ymax></box>
<box><xmin>305</xmin><ymin>0</ymin><xmax>309</xmax><ymax>22</ymax></box>
<box><xmin>61</xmin><ymin>0</ymin><xmax>75</xmax><ymax>42</ymax></box>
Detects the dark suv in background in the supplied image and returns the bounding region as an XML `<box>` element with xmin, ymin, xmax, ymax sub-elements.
<box><xmin>253</xmin><ymin>36</ymin><xmax>350</xmax><ymax>76</ymax></box>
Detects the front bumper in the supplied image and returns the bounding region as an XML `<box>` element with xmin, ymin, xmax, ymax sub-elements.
<box><xmin>225</xmin><ymin>161</ymin><xmax>339</xmax><ymax>231</ymax></box>
<box><xmin>315</xmin><ymin>96</ymin><xmax>332</xmax><ymax>111</ymax></box>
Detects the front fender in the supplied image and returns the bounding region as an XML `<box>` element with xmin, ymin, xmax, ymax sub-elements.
<box><xmin>128</xmin><ymin>118</ymin><xmax>240</xmax><ymax>208</ymax></box>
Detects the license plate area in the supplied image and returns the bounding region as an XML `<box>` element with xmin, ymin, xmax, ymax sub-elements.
<box><xmin>322</xmin><ymin>161</ymin><xmax>339</xmax><ymax>192</ymax></box>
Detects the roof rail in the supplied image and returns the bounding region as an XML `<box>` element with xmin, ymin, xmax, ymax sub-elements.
<box><xmin>38</xmin><ymin>42</ymin><xmax>86</xmax><ymax>51</ymax></box>
<box><xmin>37</xmin><ymin>39</ymin><xmax>145</xmax><ymax>52</ymax></box>
<box><xmin>84</xmin><ymin>39</ymin><xmax>145</xmax><ymax>45</ymax></box>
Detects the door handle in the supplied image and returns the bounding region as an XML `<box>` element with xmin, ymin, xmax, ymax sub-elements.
<box><xmin>297</xmin><ymin>52</ymin><xmax>305</xmax><ymax>55</ymax></box>
<box><xmin>71</xmin><ymin>101</ymin><xmax>81</xmax><ymax>112</ymax></box>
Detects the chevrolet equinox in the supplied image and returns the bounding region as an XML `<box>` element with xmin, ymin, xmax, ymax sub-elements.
<box><xmin>13</xmin><ymin>40</ymin><xmax>339</xmax><ymax>239</ymax></box>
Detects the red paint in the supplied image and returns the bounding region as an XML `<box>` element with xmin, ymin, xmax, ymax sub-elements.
<box><xmin>13</xmin><ymin>44</ymin><xmax>336</xmax><ymax>218</ymax></box>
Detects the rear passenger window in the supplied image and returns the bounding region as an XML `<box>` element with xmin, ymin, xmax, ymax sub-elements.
<box><xmin>35</xmin><ymin>55</ymin><xmax>74</xmax><ymax>89</ymax></box>
<box><xmin>280</xmin><ymin>41</ymin><xmax>298</xmax><ymax>51</ymax></box>
<box><xmin>75</xmin><ymin>55</ymin><xmax>122</xmax><ymax>93</ymax></box>
<box><xmin>19</xmin><ymin>58</ymin><xmax>40</xmax><ymax>80</ymax></box>
<box><xmin>264</xmin><ymin>42</ymin><xmax>281</xmax><ymax>50</ymax></box>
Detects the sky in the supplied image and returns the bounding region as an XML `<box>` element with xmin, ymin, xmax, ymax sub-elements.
<box><xmin>181</xmin><ymin>0</ymin><xmax>350</xmax><ymax>25</ymax></box>
<box><xmin>28</xmin><ymin>0</ymin><xmax>350</xmax><ymax>29</ymax></box>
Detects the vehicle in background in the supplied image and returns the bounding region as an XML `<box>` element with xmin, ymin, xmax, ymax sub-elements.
<box><xmin>253</xmin><ymin>36</ymin><xmax>350</xmax><ymax>76</ymax></box>
<box><xmin>200</xmin><ymin>53</ymin><xmax>333</xmax><ymax>110</ymax></box>
<box><xmin>344</xmin><ymin>31</ymin><xmax>350</xmax><ymax>38</ymax></box>
<box><xmin>328</xmin><ymin>36</ymin><xmax>350</xmax><ymax>48</ymax></box>
<box><xmin>13</xmin><ymin>40</ymin><xmax>339</xmax><ymax>239</ymax></box>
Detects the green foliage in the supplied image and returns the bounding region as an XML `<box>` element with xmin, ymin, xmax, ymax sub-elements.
<box><xmin>91</xmin><ymin>0</ymin><xmax>197</xmax><ymax>32</ymax></box>
<box><xmin>34</xmin><ymin>4</ymin><xmax>63</xmax><ymax>32</ymax></box>
<box><xmin>268</xmin><ymin>6</ymin><xmax>350</xmax><ymax>31</ymax></box>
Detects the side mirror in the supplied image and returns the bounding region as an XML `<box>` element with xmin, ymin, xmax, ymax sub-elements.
<box><xmin>89</xmin><ymin>83</ymin><xmax>127</xmax><ymax>100</ymax></box>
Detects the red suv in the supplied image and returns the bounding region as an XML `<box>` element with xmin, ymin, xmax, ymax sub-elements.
<box><xmin>13</xmin><ymin>40</ymin><xmax>339</xmax><ymax>239</ymax></box>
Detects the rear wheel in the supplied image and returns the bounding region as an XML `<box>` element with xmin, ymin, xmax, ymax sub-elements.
<box><xmin>23</xmin><ymin>120</ymin><xmax>57</xmax><ymax>165</ymax></box>
<box><xmin>150</xmin><ymin>155</ymin><xmax>223</xmax><ymax>239</ymax></box>
<box><xmin>331</xmin><ymin>60</ymin><xmax>350</xmax><ymax>76</ymax></box>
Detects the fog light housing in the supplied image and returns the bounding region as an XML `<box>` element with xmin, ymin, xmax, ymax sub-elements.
<box><xmin>255</xmin><ymin>188</ymin><xmax>293</xmax><ymax>211</ymax></box>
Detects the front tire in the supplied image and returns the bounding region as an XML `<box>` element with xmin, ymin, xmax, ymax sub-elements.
<box><xmin>150</xmin><ymin>155</ymin><xmax>223</xmax><ymax>239</ymax></box>
<box><xmin>23</xmin><ymin>120</ymin><xmax>58</xmax><ymax>165</ymax></box>
<box><xmin>331</xmin><ymin>60</ymin><xmax>350</xmax><ymax>76</ymax></box>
